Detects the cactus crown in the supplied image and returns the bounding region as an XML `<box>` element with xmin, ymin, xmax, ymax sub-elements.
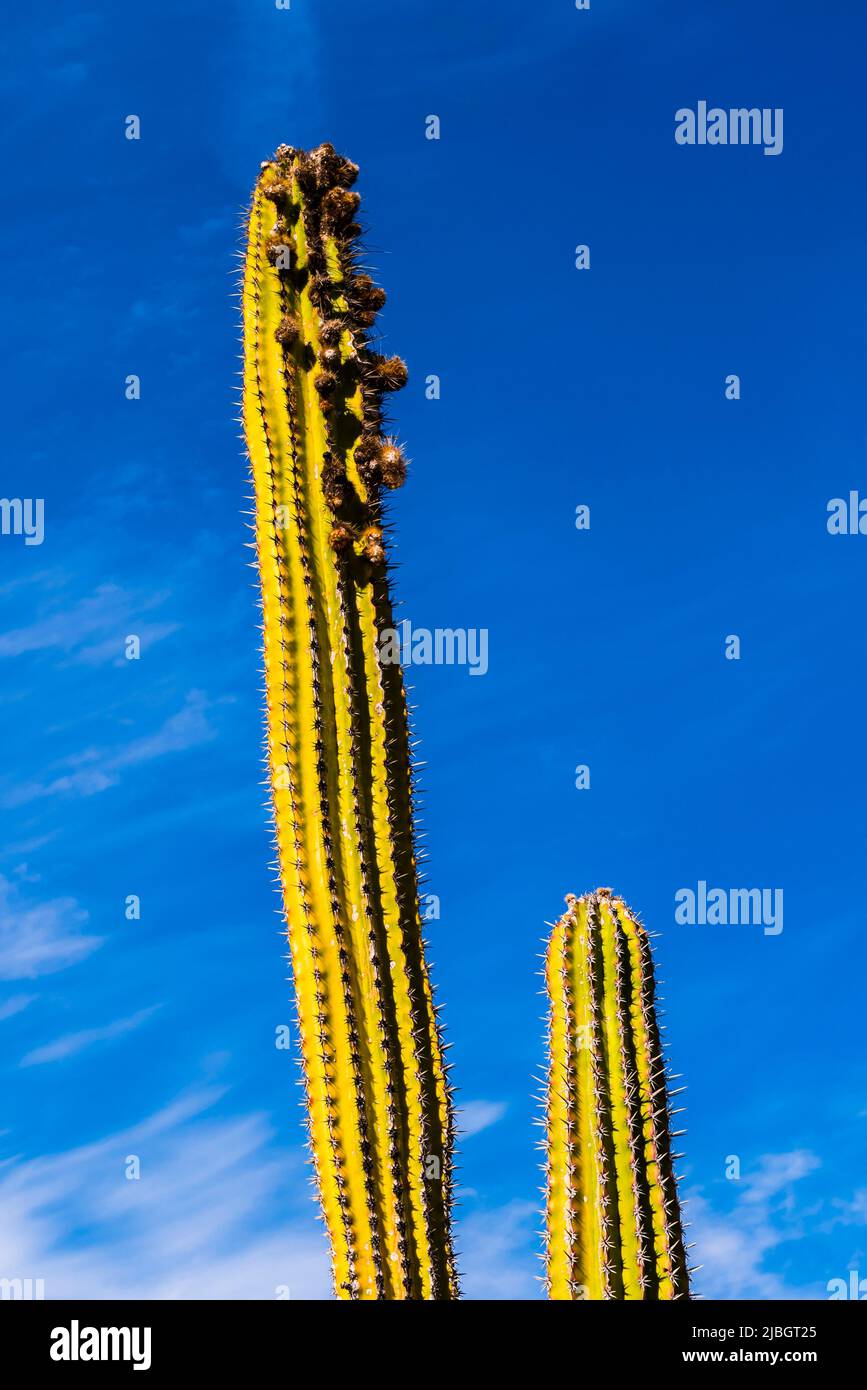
<box><xmin>241</xmin><ymin>144</ymin><xmax>456</xmax><ymax>1300</ymax></box>
<box><xmin>544</xmin><ymin>890</ymin><xmax>690</xmax><ymax>1300</ymax></box>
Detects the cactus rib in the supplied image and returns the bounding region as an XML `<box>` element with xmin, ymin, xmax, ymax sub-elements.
<box><xmin>241</xmin><ymin>144</ymin><xmax>456</xmax><ymax>1299</ymax></box>
<box><xmin>544</xmin><ymin>889</ymin><xmax>689</xmax><ymax>1299</ymax></box>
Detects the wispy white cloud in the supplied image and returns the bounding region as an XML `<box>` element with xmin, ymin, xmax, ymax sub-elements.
<box><xmin>823</xmin><ymin>1189</ymin><xmax>867</xmax><ymax>1231</ymax></box>
<box><xmin>0</xmin><ymin>835</ymin><xmax>55</xmax><ymax>860</ymax></box>
<box><xmin>0</xmin><ymin>875</ymin><xmax>101</xmax><ymax>981</ymax></box>
<box><xmin>0</xmin><ymin>993</ymin><xmax>36</xmax><ymax>1022</ymax></box>
<box><xmin>457</xmin><ymin>1099</ymin><xmax>508</xmax><ymax>1139</ymax></box>
<box><xmin>3</xmin><ymin>768</ymin><xmax>116</xmax><ymax>806</ymax></box>
<box><xmin>110</xmin><ymin>690</ymin><xmax>217</xmax><ymax>769</ymax></box>
<box><xmin>0</xmin><ymin>581</ymin><xmax>177</xmax><ymax>664</ymax></box>
<box><xmin>739</xmin><ymin>1151</ymin><xmax>822</xmax><ymax>1209</ymax></box>
<box><xmin>0</xmin><ymin>1086</ymin><xmax>330</xmax><ymax>1299</ymax></box>
<box><xmin>0</xmin><ymin>1071</ymin><xmax>543</xmax><ymax>1300</ymax></box>
<box><xmin>1</xmin><ymin>691</ymin><xmax>218</xmax><ymax>807</ymax></box>
<box><xmin>689</xmin><ymin>1150</ymin><xmax>823</xmax><ymax>1299</ymax></box>
<box><xmin>457</xmin><ymin>1199</ymin><xmax>541</xmax><ymax>1300</ymax></box>
<box><xmin>20</xmin><ymin>1006</ymin><xmax>160</xmax><ymax>1068</ymax></box>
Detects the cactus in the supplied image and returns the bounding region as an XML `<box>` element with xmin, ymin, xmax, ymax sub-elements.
<box><xmin>544</xmin><ymin>889</ymin><xmax>690</xmax><ymax>1300</ymax></box>
<box><xmin>241</xmin><ymin>143</ymin><xmax>456</xmax><ymax>1300</ymax></box>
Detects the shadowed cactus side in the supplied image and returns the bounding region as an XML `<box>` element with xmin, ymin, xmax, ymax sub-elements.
<box><xmin>544</xmin><ymin>889</ymin><xmax>690</xmax><ymax>1300</ymax></box>
<box><xmin>241</xmin><ymin>143</ymin><xmax>456</xmax><ymax>1300</ymax></box>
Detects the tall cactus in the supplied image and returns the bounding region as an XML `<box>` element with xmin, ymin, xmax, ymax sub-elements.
<box><xmin>544</xmin><ymin>889</ymin><xmax>689</xmax><ymax>1300</ymax></box>
<box><xmin>241</xmin><ymin>143</ymin><xmax>456</xmax><ymax>1299</ymax></box>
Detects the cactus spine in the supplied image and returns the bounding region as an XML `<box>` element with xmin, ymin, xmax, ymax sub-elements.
<box><xmin>544</xmin><ymin>889</ymin><xmax>689</xmax><ymax>1300</ymax></box>
<box><xmin>241</xmin><ymin>144</ymin><xmax>456</xmax><ymax>1300</ymax></box>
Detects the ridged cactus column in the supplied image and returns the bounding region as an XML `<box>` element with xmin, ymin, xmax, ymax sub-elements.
<box><xmin>241</xmin><ymin>143</ymin><xmax>456</xmax><ymax>1300</ymax></box>
<box><xmin>544</xmin><ymin>889</ymin><xmax>689</xmax><ymax>1300</ymax></box>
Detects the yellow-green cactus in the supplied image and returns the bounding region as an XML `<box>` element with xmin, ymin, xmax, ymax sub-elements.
<box><xmin>544</xmin><ymin>889</ymin><xmax>689</xmax><ymax>1300</ymax></box>
<box><xmin>241</xmin><ymin>143</ymin><xmax>456</xmax><ymax>1300</ymax></box>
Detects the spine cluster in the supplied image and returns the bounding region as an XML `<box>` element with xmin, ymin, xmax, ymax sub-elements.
<box><xmin>242</xmin><ymin>144</ymin><xmax>456</xmax><ymax>1300</ymax></box>
<box><xmin>544</xmin><ymin>889</ymin><xmax>690</xmax><ymax>1300</ymax></box>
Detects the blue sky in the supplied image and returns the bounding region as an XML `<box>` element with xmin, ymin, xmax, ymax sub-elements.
<box><xmin>1</xmin><ymin>0</ymin><xmax>866</xmax><ymax>1299</ymax></box>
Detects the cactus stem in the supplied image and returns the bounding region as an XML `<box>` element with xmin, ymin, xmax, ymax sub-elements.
<box><xmin>242</xmin><ymin>145</ymin><xmax>457</xmax><ymax>1299</ymax></box>
<box><xmin>544</xmin><ymin>890</ymin><xmax>690</xmax><ymax>1300</ymax></box>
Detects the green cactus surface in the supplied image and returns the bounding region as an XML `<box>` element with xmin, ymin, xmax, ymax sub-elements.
<box><xmin>544</xmin><ymin>889</ymin><xmax>690</xmax><ymax>1300</ymax></box>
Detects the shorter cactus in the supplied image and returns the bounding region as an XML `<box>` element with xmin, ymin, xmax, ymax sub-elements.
<box><xmin>544</xmin><ymin>889</ymin><xmax>689</xmax><ymax>1300</ymax></box>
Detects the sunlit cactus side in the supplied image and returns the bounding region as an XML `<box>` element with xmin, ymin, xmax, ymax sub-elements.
<box><xmin>544</xmin><ymin>889</ymin><xmax>690</xmax><ymax>1300</ymax></box>
<box><xmin>241</xmin><ymin>143</ymin><xmax>457</xmax><ymax>1300</ymax></box>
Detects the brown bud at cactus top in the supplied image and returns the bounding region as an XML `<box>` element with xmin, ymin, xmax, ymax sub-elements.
<box><xmin>312</xmin><ymin>139</ymin><xmax>336</xmax><ymax>163</ymax></box>
<box><xmin>373</xmin><ymin>355</ymin><xmax>409</xmax><ymax>392</ymax></box>
<box><xmin>328</xmin><ymin>522</ymin><xmax>356</xmax><ymax>554</ymax></box>
<box><xmin>319</xmin><ymin>346</ymin><xmax>342</xmax><ymax>372</ymax></box>
<box><xmin>293</xmin><ymin>152</ymin><xmax>318</xmax><ymax>194</ymax></box>
<box><xmin>354</xmin><ymin>438</ymin><xmax>407</xmax><ymax>490</ymax></box>
<box><xmin>354</xmin><ymin>436</ymin><xmax>376</xmax><ymax>464</ymax></box>
<box><xmin>308</xmin><ymin>273</ymin><xmax>335</xmax><ymax>310</ymax></box>
<box><xmin>322</xmin><ymin>187</ymin><xmax>362</xmax><ymax>229</ymax></box>
<box><xmin>308</xmin><ymin>142</ymin><xmax>346</xmax><ymax>191</ymax></box>
<box><xmin>322</xmin><ymin>458</ymin><xmax>348</xmax><ymax>508</ymax></box>
<box><xmin>353</xmin><ymin>276</ymin><xmax>387</xmax><ymax>312</ymax></box>
<box><xmin>320</xmin><ymin>319</ymin><xmax>344</xmax><ymax>346</ymax></box>
<box><xmin>362</xmin><ymin>527</ymin><xmax>386</xmax><ymax>564</ymax></box>
<box><xmin>334</xmin><ymin>156</ymin><xmax>359</xmax><ymax>187</ymax></box>
<box><xmin>315</xmin><ymin>370</ymin><xmax>338</xmax><ymax>398</ymax></box>
<box><xmin>275</xmin><ymin>313</ymin><xmax>300</xmax><ymax>346</ymax></box>
<box><xmin>378</xmin><ymin>441</ymin><xmax>408</xmax><ymax>489</ymax></box>
<box><xmin>264</xmin><ymin>180</ymin><xmax>290</xmax><ymax>205</ymax></box>
<box><xmin>353</xmin><ymin>438</ymin><xmax>378</xmax><ymax>484</ymax></box>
